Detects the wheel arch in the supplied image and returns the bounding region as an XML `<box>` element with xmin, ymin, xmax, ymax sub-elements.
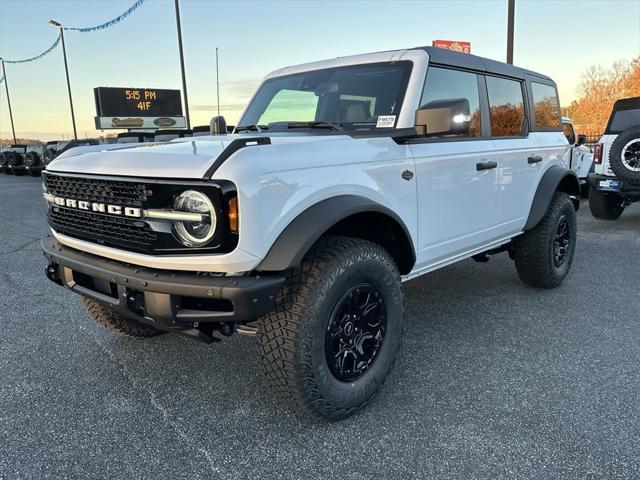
<box><xmin>257</xmin><ymin>195</ymin><xmax>416</xmax><ymax>274</ymax></box>
<box><xmin>524</xmin><ymin>166</ymin><xmax>580</xmax><ymax>231</ymax></box>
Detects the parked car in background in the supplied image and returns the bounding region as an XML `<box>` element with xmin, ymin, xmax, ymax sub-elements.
<box><xmin>23</xmin><ymin>143</ymin><xmax>46</xmax><ymax>176</ymax></box>
<box><xmin>562</xmin><ymin>117</ymin><xmax>593</xmax><ymax>197</ymax></box>
<box><xmin>192</xmin><ymin>125</ymin><xmax>213</xmax><ymax>137</ymax></box>
<box><xmin>152</xmin><ymin>129</ymin><xmax>192</xmax><ymax>142</ymax></box>
<box><xmin>116</xmin><ymin>132</ymin><xmax>155</xmax><ymax>144</ymax></box>
<box><xmin>588</xmin><ymin>97</ymin><xmax>640</xmax><ymax>219</ymax></box>
<box><xmin>43</xmin><ymin>141</ymin><xmax>65</xmax><ymax>167</ymax></box>
<box><xmin>1</xmin><ymin>145</ymin><xmax>28</xmax><ymax>175</ymax></box>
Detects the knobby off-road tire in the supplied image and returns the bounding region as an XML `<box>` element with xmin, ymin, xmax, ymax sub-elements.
<box><xmin>83</xmin><ymin>297</ymin><xmax>164</xmax><ymax>338</ymax></box>
<box><xmin>609</xmin><ymin>127</ymin><xmax>640</xmax><ymax>187</ymax></box>
<box><xmin>256</xmin><ymin>236</ymin><xmax>404</xmax><ymax>420</ymax></box>
<box><xmin>588</xmin><ymin>189</ymin><xmax>625</xmax><ymax>220</ymax></box>
<box><xmin>513</xmin><ymin>192</ymin><xmax>577</xmax><ymax>288</ymax></box>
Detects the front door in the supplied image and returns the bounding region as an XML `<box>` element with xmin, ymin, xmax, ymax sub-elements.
<box><xmin>410</xmin><ymin>66</ymin><xmax>501</xmax><ymax>269</ymax></box>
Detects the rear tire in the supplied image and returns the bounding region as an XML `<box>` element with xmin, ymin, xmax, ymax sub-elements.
<box><xmin>83</xmin><ymin>298</ymin><xmax>164</xmax><ymax>338</ymax></box>
<box><xmin>588</xmin><ymin>189</ymin><xmax>624</xmax><ymax>220</ymax></box>
<box><xmin>256</xmin><ymin>236</ymin><xmax>404</xmax><ymax>420</ymax></box>
<box><xmin>513</xmin><ymin>192</ymin><xmax>576</xmax><ymax>288</ymax></box>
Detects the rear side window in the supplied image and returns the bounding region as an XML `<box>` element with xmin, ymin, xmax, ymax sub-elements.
<box><xmin>419</xmin><ymin>67</ymin><xmax>482</xmax><ymax>137</ymax></box>
<box><xmin>531</xmin><ymin>82</ymin><xmax>561</xmax><ymax>129</ymax></box>
<box><xmin>486</xmin><ymin>76</ymin><xmax>526</xmax><ymax>137</ymax></box>
<box><xmin>608</xmin><ymin>109</ymin><xmax>640</xmax><ymax>133</ymax></box>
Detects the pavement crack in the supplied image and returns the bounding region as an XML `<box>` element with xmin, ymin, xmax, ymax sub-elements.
<box><xmin>0</xmin><ymin>237</ymin><xmax>40</xmax><ymax>256</ymax></box>
<box><xmin>68</xmin><ymin>312</ymin><xmax>219</xmax><ymax>476</ymax></box>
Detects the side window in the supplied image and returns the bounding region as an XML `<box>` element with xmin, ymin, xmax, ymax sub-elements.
<box><xmin>258</xmin><ymin>89</ymin><xmax>318</xmax><ymax>124</ymax></box>
<box><xmin>419</xmin><ymin>67</ymin><xmax>481</xmax><ymax>137</ymax></box>
<box><xmin>562</xmin><ymin>122</ymin><xmax>576</xmax><ymax>145</ymax></box>
<box><xmin>486</xmin><ymin>76</ymin><xmax>526</xmax><ymax>137</ymax></box>
<box><xmin>609</xmin><ymin>109</ymin><xmax>640</xmax><ymax>133</ymax></box>
<box><xmin>531</xmin><ymin>82</ymin><xmax>561</xmax><ymax>129</ymax></box>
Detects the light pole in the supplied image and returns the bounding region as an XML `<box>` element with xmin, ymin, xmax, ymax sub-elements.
<box><xmin>174</xmin><ymin>0</ymin><xmax>190</xmax><ymax>129</ymax></box>
<box><xmin>0</xmin><ymin>59</ymin><xmax>17</xmax><ymax>144</ymax></box>
<box><xmin>49</xmin><ymin>20</ymin><xmax>77</xmax><ymax>140</ymax></box>
<box><xmin>506</xmin><ymin>0</ymin><xmax>515</xmax><ymax>64</ymax></box>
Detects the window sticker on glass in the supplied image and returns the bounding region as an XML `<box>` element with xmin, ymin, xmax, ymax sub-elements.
<box><xmin>376</xmin><ymin>115</ymin><xmax>396</xmax><ymax>128</ymax></box>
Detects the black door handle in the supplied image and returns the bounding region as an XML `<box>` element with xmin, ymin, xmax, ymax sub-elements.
<box><xmin>476</xmin><ymin>161</ymin><xmax>497</xmax><ymax>171</ymax></box>
<box><xmin>528</xmin><ymin>155</ymin><xmax>543</xmax><ymax>164</ymax></box>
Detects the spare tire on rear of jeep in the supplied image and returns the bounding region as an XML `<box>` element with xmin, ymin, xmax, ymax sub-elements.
<box><xmin>608</xmin><ymin>127</ymin><xmax>640</xmax><ymax>186</ymax></box>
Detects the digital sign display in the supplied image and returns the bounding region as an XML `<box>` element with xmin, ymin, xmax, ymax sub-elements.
<box><xmin>94</xmin><ymin>87</ymin><xmax>183</xmax><ymax>117</ymax></box>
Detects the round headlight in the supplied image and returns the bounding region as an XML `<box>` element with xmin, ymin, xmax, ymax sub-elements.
<box><xmin>173</xmin><ymin>190</ymin><xmax>217</xmax><ymax>247</ymax></box>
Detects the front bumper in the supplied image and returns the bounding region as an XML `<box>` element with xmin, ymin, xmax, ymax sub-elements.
<box><xmin>26</xmin><ymin>164</ymin><xmax>44</xmax><ymax>173</ymax></box>
<box><xmin>42</xmin><ymin>237</ymin><xmax>284</xmax><ymax>332</ymax></box>
<box><xmin>588</xmin><ymin>173</ymin><xmax>640</xmax><ymax>198</ymax></box>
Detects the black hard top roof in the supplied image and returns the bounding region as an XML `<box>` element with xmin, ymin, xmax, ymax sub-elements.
<box><xmin>611</xmin><ymin>96</ymin><xmax>640</xmax><ymax>112</ymax></box>
<box><xmin>417</xmin><ymin>46</ymin><xmax>554</xmax><ymax>83</ymax></box>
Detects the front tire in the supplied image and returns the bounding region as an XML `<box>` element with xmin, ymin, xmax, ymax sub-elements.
<box><xmin>83</xmin><ymin>298</ymin><xmax>164</xmax><ymax>338</ymax></box>
<box><xmin>256</xmin><ymin>237</ymin><xmax>404</xmax><ymax>420</ymax></box>
<box><xmin>513</xmin><ymin>192</ymin><xmax>577</xmax><ymax>288</ymax></box>
<box><xmin>588</xmin><ymin>189</ymin><xmax>625</xmax><ymax>220</ymax></box>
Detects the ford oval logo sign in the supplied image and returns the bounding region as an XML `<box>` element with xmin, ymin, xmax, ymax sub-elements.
<box><xmin>153</xmin><ymin>117</ymin><xmax>177</xmax><ymax>127</ymax></box>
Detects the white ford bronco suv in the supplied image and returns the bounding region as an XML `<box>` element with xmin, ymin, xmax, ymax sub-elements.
<box><xmin>42</xmin><ymin>47</ymin><xmax>580</xmax><ymax>419</ymax></box>
<box><xmin>588</xmin><ymin>97</ymin><xmax>640</xmax><ymax>219</ymax></box>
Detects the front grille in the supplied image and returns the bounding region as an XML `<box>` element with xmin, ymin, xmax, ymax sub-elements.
<box><xmin>43</xmin><ymin>172</ymin><xmax>238</xmax><ymax>255</ymax></box>
<box><xmin>44</xmin><ymin>173</ymin><xmax>152</xmax><ymax>207</ymax></box>
<box><xmin>50</xmin><ymin>206</ymin><xmax>157</xmax><ymax>252</ymax></box>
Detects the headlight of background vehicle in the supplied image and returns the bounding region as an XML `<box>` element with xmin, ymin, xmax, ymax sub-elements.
<box><xmin>173</xmin><ymin>190</ymin><xmax>217</xmax><ymax>247</ymax></box>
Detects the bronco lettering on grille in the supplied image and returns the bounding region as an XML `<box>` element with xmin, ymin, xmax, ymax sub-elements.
<box><xmin>48</xmin><ymin>195</ymin><xmax>142</xmax><ymax>218</ymax></box>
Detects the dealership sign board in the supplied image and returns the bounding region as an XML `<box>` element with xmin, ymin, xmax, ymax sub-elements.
<box><xmin>94</xmin><ymin>87</ymin><xmax>185</xmax><ymax>129</ymax></box>
<box><xmin>432</xmin><ymin>40</ymin><xmax>471</xmax><ymax>54</ymax></box>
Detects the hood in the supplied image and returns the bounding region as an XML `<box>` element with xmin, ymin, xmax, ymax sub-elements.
<box><xmin>46</xmin><ymin>133</ymin><xmax>346</xmax><ymax>179</ymax></box>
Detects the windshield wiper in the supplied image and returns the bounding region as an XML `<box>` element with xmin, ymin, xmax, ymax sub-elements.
<box><xmin>284</xmin><ymin>121</ymin><xmax>344</xmax><ymax>132</ymax></box>
<box><xmin>235</xmin><ymin>124</ymin><xmax>269</xmax><ymax>133</ymax></box>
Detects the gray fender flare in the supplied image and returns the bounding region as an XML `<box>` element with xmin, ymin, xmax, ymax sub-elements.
<box><xmin>257</xmin><ymin>195</ymin><xmax>416</xmax><ymax>272</ymax></box>
<box><xmin>524</xmin><ymin>166</ymin><xmax>580</xmax><ymax>231</ymax></box>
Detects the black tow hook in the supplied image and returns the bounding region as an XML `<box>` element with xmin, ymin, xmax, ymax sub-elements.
<box><xmin>45</xmin><ymin>263</ymin><xmax>63</xmax><ymax>285</ymax></box>
<box><xmin>125</xmin><ymin>290</ymin><xmax>146</xmax><ymax>317</ymax></box>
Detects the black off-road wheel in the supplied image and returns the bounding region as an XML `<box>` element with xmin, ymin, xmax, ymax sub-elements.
<box><xmin>609</xmin><ymin>127</ymin><xmax>640</xmax><ymax>186</ymax></box>
<box><xmin>256</xmin><ymin>236</ymin><xmax>404</xmax><ymax>420</ymax></box>
<box><xmin>83</xmin><ymin>298</ymin><xmax>164</xmax><ymax>338</ymax></box>
<box><xmin>513</xmin><ymin>192</ymin><xmax>577</xmax><ymax>288</ymax></box>
<box><xmin>588</xmin><ymin>189</ymin><xmax>625</xmax><ymax>220</ymax></box>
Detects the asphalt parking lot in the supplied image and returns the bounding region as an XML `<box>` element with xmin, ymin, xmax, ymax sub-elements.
<box><xmin>1</xmin><ymin>174</ymin><xmax>638</xmax><ymax>480</ymax></box>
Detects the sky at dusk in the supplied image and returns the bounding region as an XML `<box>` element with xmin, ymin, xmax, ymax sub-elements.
<box><xmin>1</xmin><ymin>0</ymin><xmax>639</xmax><ymax>141</ymax></box>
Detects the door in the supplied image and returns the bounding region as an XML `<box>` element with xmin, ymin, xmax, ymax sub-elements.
<box><xmin>410</xmin><ymin>67</ymin><xmax>500</xmax><ymax>268</ymax></box>
<box><xmin>486</xmin><ymin>75</ymin><xmax>540</xmax><ymax>237</ymax></box>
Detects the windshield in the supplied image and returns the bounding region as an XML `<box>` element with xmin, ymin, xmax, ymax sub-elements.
<box><xmin>239</xmin><ymin>61</ymin><xmax>412</xmax><ymax>131</ymax></box>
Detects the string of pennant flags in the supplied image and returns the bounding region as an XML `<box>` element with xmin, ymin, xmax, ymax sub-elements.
<box><xmin>3</xmin><ymin>33</ymin><xmax>62</xmax><ymax>64</ymax></box>
<box><xmin>0</xmin><ymin>0</ymin><xmax>146</xmax><ymax>64</ymax></box>
<box><xmin>64</xmin><ymin>0</ymin><xmax>146</xmax><ymax>32</ymax></box>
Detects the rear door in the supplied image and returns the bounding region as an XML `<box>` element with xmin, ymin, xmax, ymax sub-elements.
<box><xmin>487</xmin><ymin>75</ymin><xmax>543</xmax><ymax>236</ymax></box>
<box><xmin>410</xmin><ymin>66</ymin><xmax>500</xmax><ymax>268</ymax></box>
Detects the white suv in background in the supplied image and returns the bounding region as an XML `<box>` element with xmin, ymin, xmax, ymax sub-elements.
<box><xmin>562</xmin><ymin>117</ymin><xmax>593</xmax><ymax>196</ymax></box>
<box><xmin>588</xmin><ymin>97</ymin><xmax>640</xmax><ymax>219</ymax></box>
<box><xmin>42</xmin><ymin>47</ymin><xmax>580</xmax><ymax>419</ymax></box>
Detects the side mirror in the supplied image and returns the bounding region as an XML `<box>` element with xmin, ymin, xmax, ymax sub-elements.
<box><xmin>576</xmin><ymin>134</ymin><xmax>586</xmax><ymax>146</ymax></box>
<box><xmin>210</xmin><ymin>116</ymin><xmax>227</xmax><ymax>135</ymax></box>
<box><xmin>415</xmin><ymin>98</ymin><xmax>471</xmax><ymax>136</ymax></box>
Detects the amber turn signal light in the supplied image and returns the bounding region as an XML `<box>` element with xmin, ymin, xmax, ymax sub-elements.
<box><xmin>228</xmin><ymin>197</ymin><xmax>239</xmax><ymax>233</ymax></box>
